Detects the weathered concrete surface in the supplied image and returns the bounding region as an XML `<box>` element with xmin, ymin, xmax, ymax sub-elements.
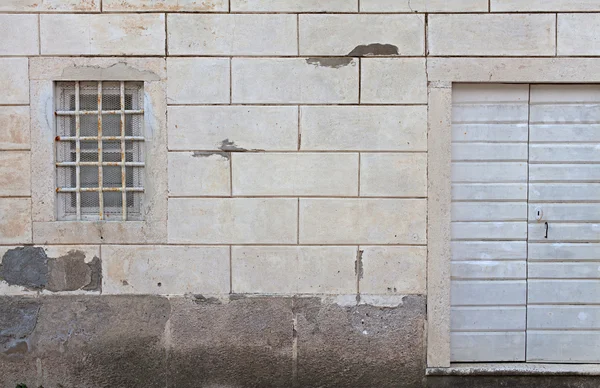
<box><xmin>0</xmin><ymin>295</ymin><xmax>426</xmax><ymax>387</ymax></box>
<box><xmin>0</xmin><ymin>297</ymin><xmax>40</xmax><ymax>354</ymax></box>
<box><xmin>168</xmin><ymin>296</ymin><xmax>295</xmax><ymax>387</ymax></box>
<box><xmin>295</xmin><ymin>295</ymin><xmax>426</xmax><ymax>388</ymax></box>
<box><xmin>0</xmin><ymin>296</ymin><xmax>170</xmax><ymax>388</ymax></box>
<box><xmin>427</xmin><ymin>376</ymin><xmax>600</xmax><ymax>388</ymax></box>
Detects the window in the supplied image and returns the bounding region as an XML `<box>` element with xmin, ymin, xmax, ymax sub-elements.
<box><xmin>30</xmin><ymin>57</ymin><xmax>166</xmax><ymax>244</ymax></box>
<box><xmin>55</xmin><ymin>81</ymin><xmax>144</xmax><ymax>221</ymax></box>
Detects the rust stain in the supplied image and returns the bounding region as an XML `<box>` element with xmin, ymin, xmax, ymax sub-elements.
<box><xmin>4</xmin><ymin>111</ymin><xmax>28</xmax><ymax>146</ymax></box>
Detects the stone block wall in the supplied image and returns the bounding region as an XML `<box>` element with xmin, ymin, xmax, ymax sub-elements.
<box><xmin>0</xmin><ymin>1</ymin><xmax>598</xmax><ymax>387</ymax></box>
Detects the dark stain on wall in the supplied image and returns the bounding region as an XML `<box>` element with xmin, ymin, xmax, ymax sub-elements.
<box><xmin>0</xmin><ymin>247</ymin><xmax>101</xmax><ymax>292</ymax></box>
<box><xmin>355</xmin><ymin>249</ymin><xmax>364</xmax><ymax>280</ymax></box>
<box><xmin>305</xmin><ymin>57</ymin><xmax>354</xmax><ymax>69</ymax></box>
<box><xmin>0</xmin><ymin>247</ymin><xmax>48</xmax><ymax>289</ymax></box>
<box><xmin>83</xmin><ymin>256</ymin><xmax>102</xmax><ymax>291</ymax></box>
<box><xmin>192</xmin><ymin>151</ymin><xmax>230</xmax><ymax>160</ymax></box>
<box><xmin>191</xmin><ymin>294</ymin><xmax>222</xmax><ymax>304</ymax></box>
<box><xmin>348</xmin><ymin>43</ymin><xmax>400</xmax><ymax>56</ymax></box>
<box><xmin>220</xmin><ymin>139</ymin><xmax>248</xmax><ymax>152</ymax></box>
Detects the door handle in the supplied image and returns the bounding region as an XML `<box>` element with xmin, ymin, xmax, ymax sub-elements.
<box><xmin>535</xmin><ymin>207</ymin><xmax>543</xmax><ymax>221</ymax></box>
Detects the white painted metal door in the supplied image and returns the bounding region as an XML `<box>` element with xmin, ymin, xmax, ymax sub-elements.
<box><xmin>526</xmin><ymin>85</ymin><xmax>600</xmax><ymax>363</ymax></box>
<box><xmin>450</xmin><ymin>84</ymin><xmax>600</xmax><ymax>363</ymax></box>
<box><xmin>450</xmin><ymin>84</ymin><xmax>529</xmax><ymax>362</ymax></box>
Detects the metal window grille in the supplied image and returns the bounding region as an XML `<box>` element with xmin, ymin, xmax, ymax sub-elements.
<box><xmin>55</xmin><ymin>81</ymin><xmax>144</xmax><ymax>221</ymax></box>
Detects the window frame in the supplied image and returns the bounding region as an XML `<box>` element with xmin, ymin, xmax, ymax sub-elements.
<box><xmin>30</xmin><ymin>58</ymin><xmax>167</xmax><ymax>244</ymax></box>
<box><xmin>55</xmin><ymin>81</ymin><xmax>145</xmax><ymax>221</ymax></box>
<box><xmin>426</xmin><ymin>57</ymin><xmax>600</xmax><ymax>372</ymax></box>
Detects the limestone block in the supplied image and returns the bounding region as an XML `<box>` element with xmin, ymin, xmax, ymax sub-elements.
<box><xmin>168</xmin><ymin>152</ymin><xmax>231</xmax><ymax>197</ymax></box>
<box><xmin>558</xmin><ymin>14</ymin><xmax>600</xmax><ymax>56</ymax></box>
<box><xmin>0</xmin><ymin>0</ymin><xmax>99</xmax><ymax>11</ymax></box>
<box><xmin>0</xmin><ymin>58</ymin><xmax>29</xmax><ymax>104</ymax></box>
<box><xmin>168</xmin><ymin>14</ymin><xmax>297</xmax><ymax>55</ymax></box>
<box><xmin>40</xmin><ymin>14</ymin><xmax>165</xmax><ymax>55</ymax></box>
<box><xmin>103</xmin><ymin>245</ymin><xmax>230</xmax><ymax>295</ymax></box>
<box><xmin>33</xmin><ymin>221</ymin><xmax>167</xmax><ymax>245</ymax></box>
<box><xmin>168</xmin><ymin>198</ymin><xmax>297</xmax><ymax>244</ymax></box>
<box><xmin>104</xmin><ymin>0</ymin><xmax>228</xmax><ymax>11</ymax></box>
<box><xmin>299</xmin><ymin>14</ymin><xmax>424</xmax><ymax>56</ymax></box>
<box><xmin>0</xmin><ymin>15</ymin><xmax>38</xmax><ymax>55</ymax></box>
<box><xmin>360</xmin><ymin>153</ymin><xmax>427</xmax><ymax>197</ymax></box>
<box><xmin>360</xmin><ymin>246</ymin><xmax>427</xmax><ymax>294</ymax></box>
<box><xmin>0</xmin><ymin>151</ymin><xmax>30</xmax><ymax>196</ymax></box>
<box><xmin>492</xmin><ymin>0</ymin><xmax>600</xmax><ymax>11</ymax></box>
<box><xmin>168</xmin><ymin>106</ymin><xmax>298</xmax><ymax>151</ymax></box>
<box><xmin>360</xmin><ymin>58</ymin><xmax>427</xmax><ymax>104</ymax></box>
<box><xmin>0</xmin><ymin>107</ymin><xmax>30</xmax><ymax>150</ymax></box>
<box><xmin>428</xmin><ymin>14</ymin><xmax>556</xmax><ymax>56</ymax></box>
<box><xmin>300</xmin><ymin>106</ymin><xmax>427</xmax><ymax>151</ymax></box>
<box><xmin>361</xmin><ymin>0</ymin><xmax>487</xmax><ymax>12</ymax></box>
<box><xmin>299</xmin><ymin>198</ymin><xmax>427</xmax><ymax>244</ymax></box>
<box><xmin>0</xmin><ymin>199</ymin><xmax>31</xmax><ymax>245</ymax></box>
<box><xmin>232</xmin><ymin>58</ymin><xmax>359</xmax><ymax>104</ymax></box>
<box><xmin>167</xmin><ymin>58</ymin><xmax>230</xmax><ymax>104</ymax></box>
<box><xmin>427</xmin><ymin>57</ymin><xmax>600</xmax><ymax>83</ymax></box>
<box><xmin>232</xmin><ymin>0</ymin><xmax>357</xmax><ymax>12</ymax></box>
<box><xmin>232</xmin><ymin>153</ymin><xmax>358</xmax><ymax>196</ymax></box>
<box><xmin>232</xmin><ymin>246</ymin><xmax>357</xmax><ymax>294</ymax></box>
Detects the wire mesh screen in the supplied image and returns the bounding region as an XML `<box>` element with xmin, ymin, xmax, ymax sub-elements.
<box><xmin>55</xmin><ymin>81</ymin><xmax>144</xmax><ymax>221</ymax></box>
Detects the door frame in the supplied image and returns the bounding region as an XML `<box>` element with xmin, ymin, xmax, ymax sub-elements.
<box><xmin>426</xmin><ymin>57</ymin><xmax>600</xmax><ymax>370</ymax></box>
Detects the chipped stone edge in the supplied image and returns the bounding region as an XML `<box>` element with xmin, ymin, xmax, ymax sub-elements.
<box><xmin>29</xmin><ymin>57</ymin><xmax>167</xmax><ymax>244</ymax></box>
<box><xmin>425</xmin><ymin>57</ymin><xmax>600</xmax><ymax>369</ymax></box>
<box><xmin>176</xmin><ymin>293</ymin><xmax>416</xmax><ymax>308</ymax></box>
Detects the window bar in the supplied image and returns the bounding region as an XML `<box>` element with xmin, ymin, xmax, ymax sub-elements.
<box><xmin>56</xmin><ymin>161</ymin><xmax>145</xmax><ymax>167</ymax></box>
<box><xmin>97</xmin><ymin>81</ymin><xmax>104</xmax><ymax>220</ymax></box>
<box><xmin>56</xmin><ymin>136</ymin><xmax>144</xmax><ymax>141</ymax></box>
<box><xmin>57</xmin><ymin>187</ymin><xmax>144</xmax><ymax>193</ymax></box>
<box><xmin>56</xmin><ymin>109</ymin><xmax>144</xmax><ymax>116</ymax></box>
<box><xmin>75</xmin><ymin>81</ymin><xmax>81</xmax><ymax>221</ymax></box>
<box><xmin>120</xmin><ymin>81</ymin><xmax>127</xmax><ymax>220</ymax></box>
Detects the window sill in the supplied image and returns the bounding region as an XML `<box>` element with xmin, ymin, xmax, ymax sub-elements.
<box><xmin>427</xmin><ymin>363</ymin><xmax>600</xmax><ymax>376</ymax></box>
<box><xmin>32</xmin><ymin>220</ymin><xmax>166</xmax><ymax>244</ymax></box>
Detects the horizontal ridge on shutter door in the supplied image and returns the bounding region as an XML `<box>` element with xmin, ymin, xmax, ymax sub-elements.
<box><xmin>450</xmin><ymin>84</ymin><xmax>529</xmax><ymax>362</ymax></box>
<box><xmin>527</xmin><ymin>84</ymin><xmax>600</xmax><ymax>363</ymax></box>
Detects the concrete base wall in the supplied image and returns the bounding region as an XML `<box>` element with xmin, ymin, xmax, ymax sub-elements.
<box><xmin>0</xmin><ymin>295</ymin><xmax>425</xmax><ymax>388</ymax></box>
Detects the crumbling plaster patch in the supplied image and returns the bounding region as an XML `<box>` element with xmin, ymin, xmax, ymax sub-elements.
<box><xmin>0</xmin><ymin>246</ymin><xmax>102</xmax><ymax>293</ymax></box>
